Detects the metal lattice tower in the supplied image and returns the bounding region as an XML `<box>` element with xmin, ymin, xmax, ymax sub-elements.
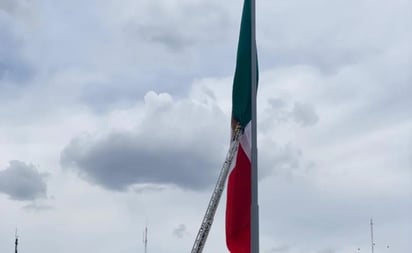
<box><xmin>191</xmin><ymin>126</ymin><xmax>242</xmax><ymax>253</ymax></box>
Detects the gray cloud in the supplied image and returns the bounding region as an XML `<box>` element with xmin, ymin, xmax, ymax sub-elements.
<box><xmin>61</xmin><ymin>91</ymin><xmax>227</xmax><ymax>191</ymax></box>
<box><xmin>292</xmin><ymin>102</ymin><xmax>319</xmax><ymax>127</ymax></box>
<box><xmin>62</xmin><ymin>133</ymin><xmax>216</xmax><ymax>191</ymax></box>
<box><xmin>172</xmin><ymin>224</ymin><xmax>187</xmax><ymax>239</ymax></box>
<box><xmin>0</xmin><ymin>160</ymin><xmax>48</xmax><ymax>201</ymax></box>
<box><xmin>268</xmin><ymin>98</ymin><xmax>287</xmax><ymax>110</ymax></box>
<box><xmin>61</xmin><ymin>132</ymin><xmax>219</xmax><ymax>191</ymax></box>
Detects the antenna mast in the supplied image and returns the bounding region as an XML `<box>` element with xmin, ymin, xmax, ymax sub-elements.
<box><xmin>370</xmin><ymin>218</ymin><xmax>375</xmax><ymax>253</ymax></box>
<box><xmin>15</xmin><ymin>229</ymin><xmax>18</xmax><ymax>253</ymax></box>
<box><xmin>143</xmin><ymin>225</ymin><xmax>148</xmax><ymax>253</ymax></box>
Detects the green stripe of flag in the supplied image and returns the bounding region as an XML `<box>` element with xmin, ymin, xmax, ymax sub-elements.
<box><xmin>231</xmin><ymin>0</ymin><xmax>258</xmax><ymax>128</ymax></box>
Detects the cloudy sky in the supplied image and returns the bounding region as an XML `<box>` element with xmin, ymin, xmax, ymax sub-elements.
<box><xmin>1</xmin><ymin>0</ymin><xmax>411</xmax><ymax>252</ymax></box>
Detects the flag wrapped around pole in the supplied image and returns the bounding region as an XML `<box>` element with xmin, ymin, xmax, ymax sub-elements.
<box><xmin>226</xmin><ymin>0</ymin><xmax>258</xmax><ymax>252</ymax></box>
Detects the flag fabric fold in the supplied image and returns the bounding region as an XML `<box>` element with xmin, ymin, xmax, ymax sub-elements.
<box><xmin>226</xmin><ymin>0</ymin><xmax>258</xmax><ymax>252</ymax></box>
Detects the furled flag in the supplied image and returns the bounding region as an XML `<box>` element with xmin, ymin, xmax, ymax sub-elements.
<box><xmin>226</xmin><ymin>0</ymin><xmax>258</xmax><ymax>252</ymax></box>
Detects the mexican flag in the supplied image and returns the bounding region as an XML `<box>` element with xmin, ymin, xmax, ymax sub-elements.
<box><xmin>226</xmin><ymin>0</ymin><xmax>258</xmax><ymax>252</ymax></box>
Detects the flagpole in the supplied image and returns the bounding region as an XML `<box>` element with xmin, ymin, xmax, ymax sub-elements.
<box><xmin>250</xmin><ymin>0</ymin><xmax>259</xmax><ymax>252</ymax></box>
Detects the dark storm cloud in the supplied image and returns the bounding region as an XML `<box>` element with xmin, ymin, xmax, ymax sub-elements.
<box><xmin>0</xmin><ymin>160</ymin><xmax>48</xmax><ymax>201</ymax></box>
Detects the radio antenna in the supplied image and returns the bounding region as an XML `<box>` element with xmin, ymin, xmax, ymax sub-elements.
<box><xmin>15</xmin><ymin>229</ymin><xmax>19</xmax><ymax>253</ymax></box>
<box><xmin>370</xmin><ymin>218</ymin><xmax>375</xmax><ymax>253</ymax></box>
<box><xmin>143</xmin><ymin>224</ymin><xmax>148</xmax><ymax>253</ymax></box>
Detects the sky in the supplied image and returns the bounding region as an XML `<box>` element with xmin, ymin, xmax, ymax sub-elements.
<box><xmin>0</xmin><ymin>0</ymin><xmax>411</xmax><ymax>252</ymax></box>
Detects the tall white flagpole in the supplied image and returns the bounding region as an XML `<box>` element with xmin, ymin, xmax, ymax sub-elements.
<box><xmin>250</xmin><ymin>0</ymin><xmax>259</xmax><ymax>252</ymax></box>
